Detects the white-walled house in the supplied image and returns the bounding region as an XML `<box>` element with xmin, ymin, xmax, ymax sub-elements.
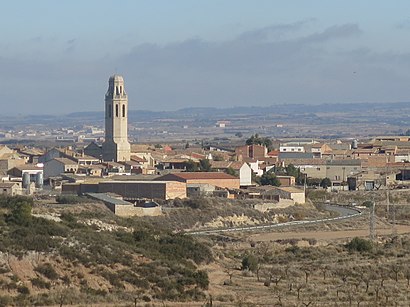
<box><xmin>238</xmin><ymin>162</ymin><xmax>252</xmax><ymax>186</ymax></box>
<box><xmin>247</xmin><ymin>160</ymin><xmax>263</xmax><ymax>176</ymax></box>
<box><xmin>210</xmin><ymin>161</ymin><xmax>252</xmax><ymax>187</ymax></box>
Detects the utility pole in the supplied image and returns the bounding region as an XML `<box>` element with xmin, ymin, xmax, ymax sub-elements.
<box><xmin>386</xmin><ymin>167</ymin><xmax>390</xmax><ymax>221</ymax></box>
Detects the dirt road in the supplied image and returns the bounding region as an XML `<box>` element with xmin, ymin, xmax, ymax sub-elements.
<box><xmin>249</xmin><ymin>224</ymin><xmax>410</xmax><ymax>242</ymax></box>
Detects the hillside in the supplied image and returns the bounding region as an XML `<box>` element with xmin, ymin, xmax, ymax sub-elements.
<box><xmin>0</xmin><ymin>196</ymin><xmax>211</xmax><ymax>306</ymax></box>
<box><xmin>0</xmin><ymin>192</ymin><xmax>410</xmax><ymax>306</ymax></box>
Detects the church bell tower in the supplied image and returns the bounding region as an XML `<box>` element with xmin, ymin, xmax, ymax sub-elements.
<box><xmin>102</xmin><ymin>75</ymin><xmax>131</xmax><ymax>161</ymax></box>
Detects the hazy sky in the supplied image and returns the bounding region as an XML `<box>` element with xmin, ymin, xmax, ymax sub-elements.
<box><xmin>1</xmin><ymin>1</ymin><xmax>410</xmax><ymax>115</ymax></box>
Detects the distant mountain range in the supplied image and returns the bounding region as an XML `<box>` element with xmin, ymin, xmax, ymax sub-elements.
<box><xmin>66</xmin><ymin>101</ymin><xmax>410</xmax><ymax>120</ymax></box>
<box><xmin>1</xmin><ymin>101</ymin><xmax>409</xmax><ymax>124</ymax></box>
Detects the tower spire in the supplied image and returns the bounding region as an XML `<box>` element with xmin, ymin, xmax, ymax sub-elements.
<box><xmin>102</xmin><ymin>74</ymin><xmax>131</xmax><ymax>162</ymax></box>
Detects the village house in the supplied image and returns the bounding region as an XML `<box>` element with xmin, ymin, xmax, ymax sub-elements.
<box><xmin>39</xmin><ymin>147</ymin><xmax>78</xmax><ymax>163</ymax></box>
<box><xmin>304</xmin><ymin>143</ymin><xmax>333</xmax><ymax>158</ymax></box>
<box><xmin>44</xmin><ymin>158</ymin><xmax>78</xmax><ymax>179</ymax></box>
<box><xmin>210</xmin><ymin>161</ymin><xmax>252</xmax><ymax>186</ymax></box>
<box><xmin>83</xmin><ymin>142</ymin><xmax>103</xmax><ymax>159</ymax></box>
<box><xmin>7</xmin><ymin>164</ymin><xmax>43</xmax><ymax>183</ymax></box>
<box><xmin>0</xmin><ymin>152</ymin><xmax>26</xmax><ymax>172</ymax></box>
<box><xmin>235</xmin><ymin>144</ymin><xmax>267</xmax><ymax>160</ymax></box>
<box><xmin>15</xmin><ymin>147</ymin><xmax>44</xmax><ymax>164</ymax></box>
<box><xmin>72</xmin><ymin>154</ymin><xmax>100</xmax><ymax>165</ymax></box>
<box><xmin>76</xmin><ymin>164</ymin><xmax>104</xmax><ymax>177</ymax></box>
<box><xmin>0</xmin><ymin>182</ymin><xmax>22</xmax><ymax>196</ymax></box>
<box><xmin>276</xmin><ymin>175</ymin><xmax>296</xmax><ymax>186</ymax></box>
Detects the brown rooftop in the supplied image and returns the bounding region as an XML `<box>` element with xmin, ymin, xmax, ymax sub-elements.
<box><xmin>164</xmin><ymin>172</ymin><xmax>237</xmax><ymax>180</ymax></box>
<box><xmin>11</xmin><ymin>165</ymin><xmax>42</xmax><ymax>171</ymax></box>
<box><xmin>0</xmin><ymin>182</ymin><xmax>20</xmax><ymax>188</ymax></box>
<box><xmin>54</xmin><ymin>158</ymin><xmax>77</xmax><ymax>165</ymax></box>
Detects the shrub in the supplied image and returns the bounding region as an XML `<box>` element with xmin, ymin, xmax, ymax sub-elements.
<box><xmin>17</xmin><ymin>285</ymin><xmax>30</xmax><ymax>295</ymax></box>
<box><xmin>346</xmin><ymin>237</ymin><xmax>373</xmax><ymax>253</ymax></box>
<box><xmin>183</xmin><ymin>197</ymin><xmax>210</xmax><ymax>209</ymax></box>
<box><xmin>56</xmin><ymin>195</ymin><xmax>89</xmax><ymax>204</ymax></box>
<box><xmin>194</xmin><ymin>270</ymin><xmax>209</xmax><ymax>289</ymax></box>
<box><xmin>0</xmin><ymin>195</ymin><xmax>33</xmax><ymax>209</ymax></box>
<box><xmin>362</xmin><ymin>201</ymin><xmax>373</xmax><ymax>208</ymax></box>
<box><xmin>35</xmin><ymin>263</ymin><xmax>59</xmax><ymax>280</ymax></box>
<box><xmin>320</xmin><ymin>178</ymin><xmax>332</xmax><ymax>189</ymax></box>
<box><xmin>241</xmin><ymin>254</ymin><xmax>258</xmax><ymax>272</ymax></box>
<box><xmin>30</xmin><ymin>277</ymin><xmax>51</xmax><ymax>289</ymax></box>
<box><xmin>6</xmin><ymin>200</ymin><xmax>32</xmax><ymax>226</ymax></box>
<box><xmin>0</xmin><ymin>296</ymin><xmax>12</xmax><ymax>306</ymax></box>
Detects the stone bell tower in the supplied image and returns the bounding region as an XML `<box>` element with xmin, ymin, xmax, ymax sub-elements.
<box><xmin>102</xmin><ymin>75</ymin><xmax>131</xmax><ymax>161</ymax></box>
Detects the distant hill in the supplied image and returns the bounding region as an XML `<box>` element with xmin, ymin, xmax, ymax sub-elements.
<box><xmin>1</xmin><ymin>101</ymin><xmax>409</xmax><ymax>127</ymax></box>
<box><xmin>63</xmin><ymin>101</ymin><xmax>410</xmax><ymax>121</ymax></box>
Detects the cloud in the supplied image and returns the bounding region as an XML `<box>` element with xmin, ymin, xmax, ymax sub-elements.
<box><xmin>298</xmin><ymin>24</ymin><xmax>361</xmax><ymax>43</ymax></box>
<box><xmin>65</xmin><ymin>38</ymin><xmax>77</xmax><ymax>53</ymax></box>
<box><xmin>236</xmin><ymin>19</ymin><xmax>316</xmax><ymax>42</ymax></box>
<box><xmin>30</xmin><ymin>36</ymin><xmax>43</xmax><ymax>43</ymax></box>
<box><xmin>0</xmin><ymin>22</ymin><xmax>409</xmax><ymax>115</ymax></box>
<box><xmin>397</xmin><ymin>18</ymin><xmax>410</xmax><ymax>29</ymax></box>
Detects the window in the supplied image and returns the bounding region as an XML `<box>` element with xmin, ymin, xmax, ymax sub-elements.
<box><xmin>108</xmin><ymin>104</ymin><xmax>112</xmax><ymax>117</ymax></box>
<box><xmin>122</xmin><ymin>104</ymin><xmax>125</xmax><ymax>117</ymax></box>
<box><xmin>116</xmin><ymin>86</ymin><xmax>120</xmax><ymax>95</ymax></box>
<box><xmin>115</xmin><ymin>104</ymin><xmax>119</xmax><ymax>117</ymax></box>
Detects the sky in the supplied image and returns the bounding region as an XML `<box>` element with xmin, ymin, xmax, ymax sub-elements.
<box><xmin>1</xmin><ymin>1</ymin><xmax>410</xmax><ymax>115</ymax></box>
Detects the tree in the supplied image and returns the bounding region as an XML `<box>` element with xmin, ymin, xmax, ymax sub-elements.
<box><xmin>307</xmin><ymin>178</ymin><xmax>321</xmax><ymax>187</ymax></box>
<box><xmin>212</xmin><ymin>154</ymin><xmax>224</xmax><ymax>161</ymax></box>
<box><xmin>235</xmin><ymin>132</ymin><xmax>243</xmax><ymax>138</ymax></box>
<box><xmin>320</xmin><ymin>178</ymin><xmax>332</xmax><ymax>189</ymax></box>
<box><xmin>286</xmin><ymin>164</ymin><xmax>305</xmax><ymax>185</ymax></box>
<box><xmin>184</xmin><ymin>160</ymin><xmax>199</xmax><ymax>172</ymax></box>
<box><xmin>226</xmin><ymin>167</ymin><xmax>237</xmax><ymax>177</ymax></box>
<box><xmin>245</xmin><ymin>134</ymin><xmax>273</xmax><ymax>150</ymax></box>
<box><xmin>260</xmin><ymin>171</ymin><xmax>281</xmax><ymax>186</ymax></box>
<box><xmin>274</xmin><ymin>164</ymin><xmax>304</xmax><ymax>184</ymax></box>
<box><xmin>199</xmin><ymin>159</ymin><xmax>212</xmax><ymax>172</ymax></box>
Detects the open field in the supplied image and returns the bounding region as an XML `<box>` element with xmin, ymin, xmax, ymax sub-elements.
<box><xmin>249</xmin><ymin>224</ymin><xmax>410</xmax><ymax>242</ymax></box>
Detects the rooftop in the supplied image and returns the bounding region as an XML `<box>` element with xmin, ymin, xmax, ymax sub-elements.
<box><xmin>162</xmin><ymin>172</ymin><xmax>237</xmax><ymax>180</ymax></box>
<box><xmin>54</xmin><ymin>158</ymin><xmax>77</xmax><ymax>165</ymax></box>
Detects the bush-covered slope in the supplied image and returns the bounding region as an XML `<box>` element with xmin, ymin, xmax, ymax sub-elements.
<box><xmin>0</xmin><ymin>195</ymin><xmax>212</xmax><ymax>306</ymax></box>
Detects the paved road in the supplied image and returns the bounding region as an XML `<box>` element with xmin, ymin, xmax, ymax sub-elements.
<box><xmin>187</xmin><ymin>204</ymin><xmax>363</xmax><ymax>235</ymax></box>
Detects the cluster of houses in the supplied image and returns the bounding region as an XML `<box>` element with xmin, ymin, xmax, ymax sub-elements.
<box><xmin>1</xmin><ymin>135</ymin><xmax>410</xmax><ymax>212</ymax></box>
